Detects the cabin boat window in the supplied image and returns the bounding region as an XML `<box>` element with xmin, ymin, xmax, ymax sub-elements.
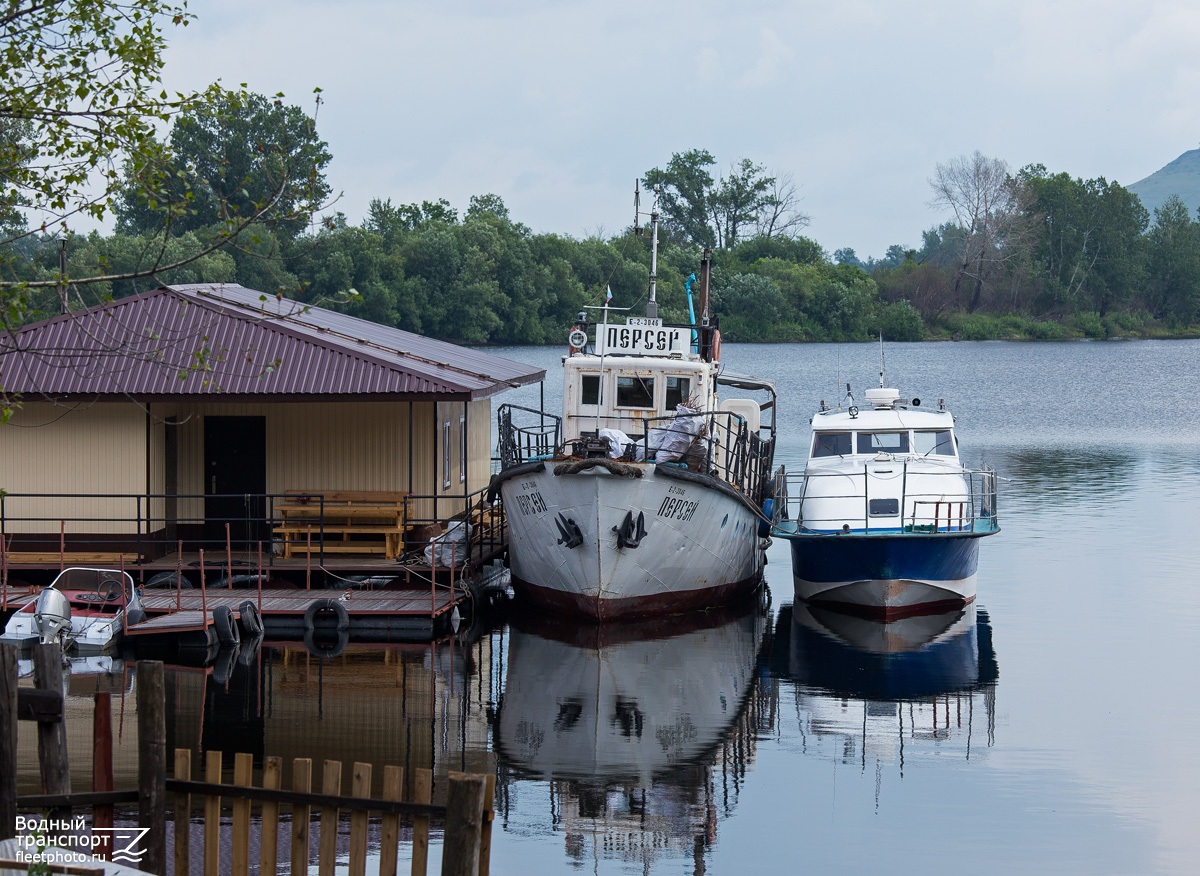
<box><xmin>581</xmin><ymin>374</ymin><xmax>602</xmax><ymax>405</ymax></box>
<box><xmin>665</xmin><ymin>376</ymin><xmax>692</xmax><ymax>409</ymax></box>
<box><xmin>857</xmin><ymin>431</ymin><xmax>909</xmax><ymax>454</ymax></box>
<box><xmin>812</xmin><ymin>432</ymin><xmax>852</xmax><ymax>457</ymax></box>
<box><xmin>913</xmin><ymin>429</ymin><xmax>955</xmax><ymax>456</ymax></box>
<box><xmin>616</xmin><ymin>375</ymin><xmax>655</xmax><ymax>408</ymax></box>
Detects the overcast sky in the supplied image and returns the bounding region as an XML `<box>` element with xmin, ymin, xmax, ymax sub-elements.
<box><xmin>162</xmin><ymin>0</ymin><xmax>1200</xmax><ymax>260</ymax></box>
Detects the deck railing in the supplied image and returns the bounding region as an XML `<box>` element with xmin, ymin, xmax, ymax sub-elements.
<box><xmin>0</xmin><ymin>485</ymin><xmax>506</xmax><ymax>581</ymax></box>
<box><xmin>496</xmin><ymin>404</ymin><xmax>776</xmax><ymax>506</ymax></box>
<box><xmin>772</xmin><ymin>463</ymin><xmax>999</xmax><ymax>534</ymax></box>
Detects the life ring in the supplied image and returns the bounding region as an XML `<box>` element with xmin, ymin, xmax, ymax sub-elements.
<box><xmin>303</xmin><ymin>626</ymin><xmax>348</xmax><ymax>659</ymax></box>
<box><xmin>711</xmin><ymin>329</ymin><xmax>722</xmax><ymax>364</ymax></box>
<box><xmin>238</xmin><ymin>600</ymin><xmax>264</xmax><ymax>638</ymax></box>
<box><xmin>212</xmin><ymin>604</ymin><xmax>241</xmax><ymax>646</ymax></box>
<box><xmin>303</xmin><ymin>598</ymin><xmax>350</xmax><ymax>633</ymax></box>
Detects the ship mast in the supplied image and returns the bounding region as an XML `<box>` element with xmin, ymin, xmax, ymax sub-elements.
<box><xmin>646</xmin><ymin>185</ymin><xmax>660</xmax><ymax>319</ymax></box>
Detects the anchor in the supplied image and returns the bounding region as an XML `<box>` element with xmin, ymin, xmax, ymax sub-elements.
<box><xmin>612</xmin><ymin>510</ymin><xmax>647</xmax><ymax>549</ymax></box>
<box><xmin>555</xmin><ymin>512</ymin><xmax>584</xmax><ymax>548</ymax></box>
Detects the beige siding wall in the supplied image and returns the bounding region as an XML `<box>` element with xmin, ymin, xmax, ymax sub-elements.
<box><xmin>0</xmin><ymin>398</ymin><xmax>497</xmax><ymax>536</ymax></box>
<box><xmin>0</xmin><ymin>403</ymin><xmax>146</xmax><ymax>533</ymax></box>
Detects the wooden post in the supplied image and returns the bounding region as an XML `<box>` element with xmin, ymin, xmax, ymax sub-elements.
<box><xmin>379</xmin><ymin>766</ymin><xmax>404</xmax><ymax>876</ymax></box>
<box><xmin>478</xmin><ymin>774</ymin><xmax>496</xmax><ymax>876</ymax></box>
<box><xmin>231</xmin><ymin>752</ymin><xmax>253</xmax><ymax>876</ymax></box>
<box><xmin>174</xmin><ymin>749</ymin><xmax>192</xmax><ymax>876</ymax></box>
<box><xmin>203</xmin><ymin>750</ymin><xmax>222</xmax><ymax>876</ymax></box>
<box><xmin>33</xmin><ymin>642</ymin><xmax>70</xmax><ymax>798</ymax></box>
<box><xmin>317</xmin><ymin>759</ymin><xmax>342</xmax><ymax>876</ymax></box>
<box><xmin>411</xmin><ymin>768</ymin><xmax>431</xmax><ymax>876</ymax></box>
<box><xmin>291</xmin><ymin>759</ymin><xmax>313</xmax><ymax>876</ymax></box>
<box><xmin>0</xmin><ymin>644</ymin><xmax>16</xmax><ymax>840</ymax></box>
<box><xmin>137</xmin><ymin>660</ymin><xmax>166</xmax><ymax>875</ymax></box>
<box><xmin>260</xmin><ymin>756</ymin><xmax>282</xmax><ymax>876</ymax></box>
<box><xmin>92</xmin><ymin>691</ymin><xmax>114</xmax><ymax>860</ymax></box>
<box><xmin>441</xmin><ymin>772</ymin><xmax>486</xmax><ymax>876</ymax></box>
<box><xmin>348</xmin><ymin>762</ymin><xmax>371</xmax><ymax>876</ymax></box>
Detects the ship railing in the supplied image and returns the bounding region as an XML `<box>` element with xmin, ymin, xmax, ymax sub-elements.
<box><xmin>771</xmin><ymin>463</ymin><xmax>999</xmax><ymax>534</ymax></box>
<box><xmin>637</xmin><ymin>409</ymin><xmax>775</xmax><ymax>503</ymax></box>
<box><xmin>497</xmin><ymin>404</ymin><xmax>562</xmax><ymax>468</ymax></box>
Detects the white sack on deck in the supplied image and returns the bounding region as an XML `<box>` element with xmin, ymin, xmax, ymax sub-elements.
<box><xmin>597</xmin><ymin>428</ymin><xmax>633</xmax><ymax>459</ymax></box>
<box><xmin>652</xmin><ymin>405</ymin><xmax>704</xmax><ymax>463</ymax></box>
<box><xmin>424</xmin><ymin>520</ymin><xmax>471</xmax><ymax>566</ymax></box>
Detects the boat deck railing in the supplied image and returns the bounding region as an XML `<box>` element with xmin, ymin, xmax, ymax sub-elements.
<box><xmin>497</xmin><ymin>403</ymin><xmax>776</xmax><ymax>505</ymax></box>
<box><xmin>771</xmin><ymin>462</ymin><xmax>999</xmax><ymax>535</ymax></box>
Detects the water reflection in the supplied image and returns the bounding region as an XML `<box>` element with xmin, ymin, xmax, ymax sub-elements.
<box><xmin>987</xmin><ymin>447</ymin><xmax>1138</xmax><ymax>512</ymax></box>
<box><xmin>771</xmin><ymin>602</ymin><xmax>999</xmax><ymax>772</ymax></box>
<box><xmin>495</xmin><ymin>592</ymin><xmax>772</xmax><ymax>870</ymax></box>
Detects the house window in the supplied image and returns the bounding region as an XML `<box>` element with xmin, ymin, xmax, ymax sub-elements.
<box><xmin>443</xmin><ymin>419</ymin><xmax>451</xmax><ymax>489</ymax></box>
<box><xmin>459</xmin><ymin>415</ymin><xmax>467</xmax><ymax>483</ymax></box>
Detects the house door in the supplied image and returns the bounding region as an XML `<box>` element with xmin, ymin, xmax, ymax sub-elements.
<box><xmin>204</xmin><ymin>416</ymin><xmax>267</xmax><ymax>550</ymax></box>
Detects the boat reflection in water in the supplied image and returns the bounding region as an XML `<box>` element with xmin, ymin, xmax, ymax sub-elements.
<box><xmin>773</xmin><ymin>600</ymin><xmax>999</xmax><ymax>772</ymax></box>
<box><xmin>495</xmin><ymin>590</ymin><xmax>772</xmax><ymax>870</ymax></box>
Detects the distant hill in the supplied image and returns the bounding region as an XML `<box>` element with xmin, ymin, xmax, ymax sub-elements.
<box><xmin>1128</xmin><ymin>149</ymin><xmax>1200</xmax><ymax>219</ymax></box>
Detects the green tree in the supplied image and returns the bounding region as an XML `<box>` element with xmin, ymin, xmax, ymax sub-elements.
<box><xmin>116</xmin><ymin>90</ymin><xmax>332</xmax><ymax>241</ymax></box>
<box><xmin>1145</xmin><ymin>195</ymin><xmax>1200</xmax><ymax>325</ymax></box>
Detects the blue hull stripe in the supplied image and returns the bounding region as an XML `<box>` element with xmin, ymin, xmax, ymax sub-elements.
<box><xmin>790</xmin><ymin>533</ymin><xmax>981</xmax><ymax>584</ymax></box>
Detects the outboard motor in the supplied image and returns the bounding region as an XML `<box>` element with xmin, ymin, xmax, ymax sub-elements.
<box><xmin>34</xmin><ymin>588</ymin><xmax>72</xmax><ymax>645</ymax></box>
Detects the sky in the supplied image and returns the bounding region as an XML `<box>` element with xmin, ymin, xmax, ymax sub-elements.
<box><xmin>158</xmin><ymin>0</ymin><xmax>1200</xmax><ymax>260</ymax></box>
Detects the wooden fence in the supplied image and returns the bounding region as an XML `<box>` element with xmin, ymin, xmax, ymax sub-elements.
<box><xmin>0</xmin><ymin>643</ymin><xmax>495</xmax><ymax>876</ymax></box>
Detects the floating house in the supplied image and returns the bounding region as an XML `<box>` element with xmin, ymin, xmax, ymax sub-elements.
<box><xmin>0</xmin><ymin>284</ymin><xmax>544</xmax><ymax>586</ymax></box>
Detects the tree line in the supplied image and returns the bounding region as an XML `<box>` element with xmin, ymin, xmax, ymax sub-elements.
<box><xmin>4</xmin><ymin>4</ymin><xmax>1200</xmax><ymax>348</ymax></box>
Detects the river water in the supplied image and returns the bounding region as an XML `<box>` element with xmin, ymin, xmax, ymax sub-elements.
<box><xmin>14</xmin><ymin>340</ymin><xmax>1200</xmax><ymax>875</ymax></box>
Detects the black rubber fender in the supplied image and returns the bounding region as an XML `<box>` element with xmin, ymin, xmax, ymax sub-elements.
<box><xmin>212</xmin><ymin>604</ymin><xmax>241</xmax><ymax>646</ymax></box>
<box><xmin>237</xmin><ymin>600</ymin><xmax>264</xmax><ymax>637</ymax></box>
<box><xmin>303</xmin><ymin>597</ymin><xmax>350</xmax><ymax>632</ymax></box>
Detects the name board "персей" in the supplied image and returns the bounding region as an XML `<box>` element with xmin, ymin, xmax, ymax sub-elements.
<box><xmin>598</xmin><ymin>318</ymin><xmax>686</xmax><ymax>356</ymax></box>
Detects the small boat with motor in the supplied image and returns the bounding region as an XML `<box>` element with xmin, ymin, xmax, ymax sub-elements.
<box><xmin>0</xmin><ymin>567</ymin><xmax>144</xmax><ymax>654</ymax></box>
<box><xmin>491</xmin><ymin>187</ymin><xmax>777</xmax><ymax>621</ymax></box>
<box><xmin>771</xmin><ymin>363</ymin><xmax>999</xmax><ymax>620</ymax></box>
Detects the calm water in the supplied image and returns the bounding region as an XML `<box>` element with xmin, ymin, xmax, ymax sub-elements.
<box><xmin>15</xmin><ymin>340</ymin><xmax>1200</xmax><ymax>875</ymax></box>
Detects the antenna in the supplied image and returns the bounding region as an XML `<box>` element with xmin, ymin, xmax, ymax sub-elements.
<box><xmin>633</xmin><ymin>180</ymin><xmax>642</xmax><ymax>236</ymax></box>
<box><xmin>878</xmin><ymin>333</ymin><xmax>885</xmax><ymax>388</ymax></box>
<box><xmin>646</xmin><ymin>186</ymin><xmax>660</xmax><ymax>319</ymax></box>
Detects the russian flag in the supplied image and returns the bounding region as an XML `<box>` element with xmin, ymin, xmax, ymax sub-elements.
<box><xmin>606</xmin><ymin>285</ymin><xmax>612</xmax><ymax>302</ymax></box>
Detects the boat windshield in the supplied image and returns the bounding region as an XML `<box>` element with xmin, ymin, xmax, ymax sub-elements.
<box><xmin>914</xmin><ymin>429</ymin><xmax>955</xmax><ymax>456</ymax></box>
<box><xmin>812</xmin><ymin>432</ymin><xmax>852</xmax><ymax>457</ymax></box>
<box><xmin>856</xmin><ymin>431</ymin><xmax>909</xmax><ymax>454</ymax></box>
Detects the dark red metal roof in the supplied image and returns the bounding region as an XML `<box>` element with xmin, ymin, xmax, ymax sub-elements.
<box><xmin>0</xmin><ymin>284</ymin><xmax>545</xmax><ymax>400</ymax></box>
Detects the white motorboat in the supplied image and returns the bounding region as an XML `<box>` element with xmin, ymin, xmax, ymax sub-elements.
<box><xmin>0</xmin><ymin>567</ymin><xmax>143</xmax><ymax>654</ymax></box>
<box><xmin>772</xmin><ymin>367</ymin><xmax>999</xmax><ymax>619</ymax></box>
<box><xmin>492</xmin><ymin>192</ymin><xmax>776</xmax><ymax>621</ymax></box>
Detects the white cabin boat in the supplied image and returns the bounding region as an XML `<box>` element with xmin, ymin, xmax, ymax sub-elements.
<box><xmin>772</xmin><ymin>381</ymin><xmax>999</xmax><ymax>619</ymax></box>
<box><xmin>492</xmin><ymin>197</ymin><xmax>776</xmax><ymax>621</ymax></box>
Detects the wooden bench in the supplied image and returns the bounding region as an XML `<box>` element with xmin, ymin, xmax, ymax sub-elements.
<box><xmin>274</xmin><ymin>491</ymin><xmax>412</xmax><ymax>559</ymax></box>
<box><xmin>0</xmin><ymin>551</ymin><xmax>143</xmax><ymax>566</ymax></box>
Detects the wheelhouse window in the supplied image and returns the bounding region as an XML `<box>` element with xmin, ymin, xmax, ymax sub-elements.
<box><xmin>616</xmin><ymin>375</ymin><xmax>655</xmax><ymax>408</ymax></box>
<box><xmin>665</xmin><ymin>376</ymin><xmax>692</xmax><ymax>409</ymax></box>
<box><xmin>857</xmin><ymin>431</ymin><xmax>909</xmax><ymax>454</ymax></box>
<box><xmin>913</xmin><ymin>430</ymin><xmax>955</xmax><ymax>456</ymax></box>
<box><xmin>812</xmin><ymin>432</ymin><xmax>852</xmax><ymax>457</ymax></box>
<box><xmin>581</xmin><ymin>374</ymin><xmax>602</xmax><ymax>406</ymax></box>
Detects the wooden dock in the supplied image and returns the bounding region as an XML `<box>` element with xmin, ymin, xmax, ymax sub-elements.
<box><xmin>134</xmin><ymin>587</ymin><xmax>468</xmax><ymax>646</ymax></box>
